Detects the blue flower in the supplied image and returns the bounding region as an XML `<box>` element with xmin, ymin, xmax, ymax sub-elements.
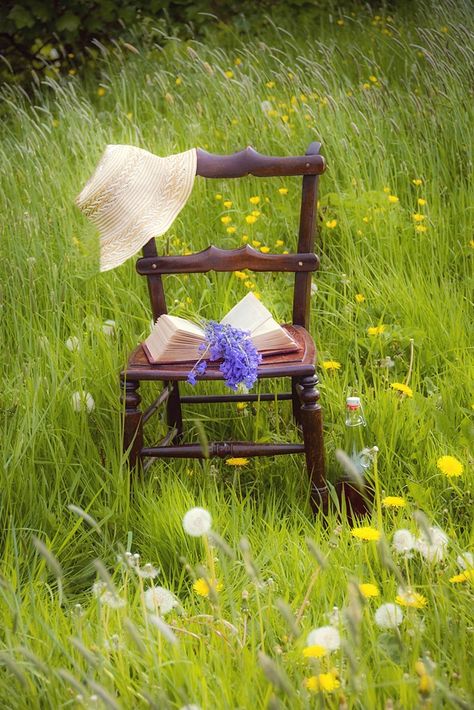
<box><xmin>186</xmin><ymin>321</ymin><xmax>261</xmax><ymax>390</ymax></box>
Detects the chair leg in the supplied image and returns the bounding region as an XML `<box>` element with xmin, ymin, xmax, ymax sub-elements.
<box><xmin>291</xmin><ymin>376</ymin><xmax>302</xmax><ymax>426</ymax></box>
<box><xmin>296</xmin><ymin>374</ymin><xmax>328</xmax><ymax>514</ymax></box>
<box><xmin>121</xmin><ymin>376</ymin><xmax>143</xmax><ymax>469</ymax></box>
<box><xmin>166</xmin><ymin>381</ymin><xmax>183</xmax><ymax>441</ymax></box>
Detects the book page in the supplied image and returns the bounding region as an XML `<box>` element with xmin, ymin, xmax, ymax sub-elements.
<box><xmin>220</xmin><ymin>292</ymin><xmax>272</xmax><ymax>333</ymax></box>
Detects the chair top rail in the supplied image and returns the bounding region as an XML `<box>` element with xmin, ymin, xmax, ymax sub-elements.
<box><xmin>196</xmin><ymin>143</ymin><xmax>325</xmax><ymax>178</ymax></box>
<box><xmin>136</xmin><ymin>244</ymin><xmax>319</xmax><ymax>275</ymax></box>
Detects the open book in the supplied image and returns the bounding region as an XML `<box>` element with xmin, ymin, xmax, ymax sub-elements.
<box><xmin>142</xmin><ymin>292</ymin><xmax>298</xmax><ymax>364</ymax></box>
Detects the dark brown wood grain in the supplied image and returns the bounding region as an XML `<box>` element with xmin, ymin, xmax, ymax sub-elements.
<box><xmin>196</xmin><ymin>146</ymin><xmax>325</xmax><ymax>178</ymax></box>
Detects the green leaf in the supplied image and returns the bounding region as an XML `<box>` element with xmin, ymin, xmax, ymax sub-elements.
<box><xmin>56</xmin><ymin>12</ymin><xmax>81</xmax><ymax>33</ymax></box>
<box><xmin>8</xmin><ymin>5</ymin><xmax>35</xmax><ymax>29</ymax></box>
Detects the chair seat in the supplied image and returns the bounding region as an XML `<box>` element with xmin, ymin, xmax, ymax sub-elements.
<box><xmin>123</xmin><ymin>324</ymin><xmax>316</xmax><ymax>381</ymax></box>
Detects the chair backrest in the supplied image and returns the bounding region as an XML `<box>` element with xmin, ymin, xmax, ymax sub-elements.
<box><xmin>136</xmin><ymin>142</ymin><xmax>325</xmax><ymax>330</ymax></box>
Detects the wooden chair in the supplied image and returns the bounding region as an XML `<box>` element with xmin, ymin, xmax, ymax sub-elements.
<box><xmin>120</xmin><ymin>141</ymin><xmax>329</xmax><ymax>513</ymax></box>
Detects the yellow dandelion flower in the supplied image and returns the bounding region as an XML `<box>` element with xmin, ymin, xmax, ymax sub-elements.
<box><xmin>362</xmin><ymin>216</ymin><xmax>370</xmax><ymax>223</ymax></box>
<box><xmin>282</xmin><ymin>250</ymin><xmax>289</xmax><ymax>254</ymax></box>
<box><xmin>215</xmin><ymin>193</ymin><xmax>222</xmax><ymax>200</ymax></box>
<box><xmin>278</xmin><ymin>187</ymin><xmax>288</xmax><ymax>195</ymax></box>
<box><xmin>322</xmin><ymin>360</ymin><xmax>341</xmax><ymax>371</ymax></box>
<box><xmin>305</xmin><ymin>673</ymin><xmax>340</xmax><ymax>693</ymax></box>
<box><xmin>260</xmin><ymin>246</ymin><xmax>270</xmax><ymax>253</ymax></box>
<box><xmin>223</xmin><ymin>200</ymin><xmax>233</xmax><ymax>208</ymax></box>
<box><xmin>226</xmin><ymin>457</ymin><xmax>249</xmax><ymax>466</ymax></box>
<box><xmin>241</xmin><ymin>234</ymin><xmax>249</xmax><ymax>243</ymax></box>
<box><xmin>383</xmin><ymin>187</ymin><xmax>391</xmax><ymax>193</ymax></box>
<box><xmin>355</xmin><ymin>293</ymin><xmax>366</xmax><ymax>303</ymax></box>
<box><xmin>245</xmin><ymin>215</ymin><xmax>257</xmax><ymax>225</ymax></box>
<box><xmin>300</xmin><ymin>93</ymin><xmax>308</xmax><ymax>101</ymax></box>
<box><xmin>234</xmin><ymin>57</ymin><xmax>242</xmax><ymax>66</ymax></box>
<box><xmin>303</xmin><ymin>645</ymin><xmax>327</xmax><ymax>659</ymax></box>
<box><xmin>266</xmin><ymin>81</ymin><xmax>275</xmax><ymax>89</ymax></box>
<box><xmin>126</xmin><ymin>112</ymin><xmax>133</xmax><ymax>120</ymax></box>
<box><xmin>388</xmin><ymin>195</ymin><xmax>399</xmax><ymax>204</ymax></box>
<box><xmin>253</xmin><ymin>292</ymin><xmax>261</xmax><ymax>299</ymax></box>
<box><xmin>281</xmin><ymin>114</ymin><xmax>289</xmax><ymax>123</ymax></box>
<box><xmin>249</xmin><ymin>196</ymin><xmax>260</xmax><ymax>205</ymax></box>
<box><xmin>382</xmin><ymin>496</ymin><xmax>407</xmax><ymax>508</ymax></box>
<box><xmin>412</xmin><ymin>179</ymin><xmax>423</xmax><ymax>186</ymax></box>
<box><xmin>193</xmin><ymin>578</ymin><xmax>223</xmax><ymax>597</ymax></box>
<box><xmin>369</xmin><ymin>75</ymin><xmax>378</xmax><ymax>82</ymax></box>
<box><xmin>97</xmin><ymin>87</ymin><xmax>106</xmax><ymax>97</ymax></box>
<box><xmin>437</xmin><ymin>455</ymin><xmax>463</xmax><ymax>478</ymax></box>
<box><xmin>390</xmin><ymin>382</ymin><xmax>414</xmax><ymax>397</ymax></box>
<box><xmin>362</xmin><ymin>82</ymin><xmax>371</xmax><ymax>90</ymax></box>
<box><xmin>449</xmin><ymin>570</ymin><xmax>474</xmax><ymax>583</ymax></box>
<box><xmin>251</xmin><ymin>240</ymin><xmax>261</xmax><ymax>247</ymax></box>
<box><xmin>351</xmin><ymin>526</ymin><xmax>381</xmax><ymax>541</ymax></box>
<box><xmin>416</xmin><ymin>225</ymin><xmax>428</xmax><ymax>233</ymax></box>
<box><xmin>275</xmin><ymin>239</ymin><xmax>284</xmax><ymax>247</ymax></box>
<box><xmin>236</xmin><ymin>402</ymin><xmax>247</xmax><ymax>411</ymax></box>
<box><xmin>244</xmin><ymin>280</ymin><xmax>255</xmax><ymax>289</ymax></box>
<box><xmin>336</xmin><ymin>18</ymin><xmax>345</xmax><ymax>26</ymax></box>
<box><xmin>52</xmin><ymin>119</ymin><xmax>59</xmax><ymax>128</ymax></box>
<box><xmin>395</xmin><ymin>591</ymin><xmax>428</xmax><ymax>608</ymax></box>
<box><xmin>325</xmin><ymin>219</ymin><xmax>338</xmax><ymax>229</ymax></box>
<box><xmin>412</xmin><ymin>213</ymin><xmax>425</xmax><ymax>222</ymax></box>
<box><xmin>226</xmin><ymin>226</ymin><xmax>236</xmax><ymax>234</ymax></box>
<box><xmin>234</xmin><ymin>271</ymin><xmax>247</xmax><ymax>280</ymax></box>
<box><xmin>175</xmin><ymin>76</ymin><xmax>182</xmax><ymax>86</ymax></box>
<box><xmin>221</xmin><ymin>216</ymin><xmax>232</xmax><ymax>225</ymax></box>
<box><xmin>359</xmin><ymin>583</ymin><xmax>380</xmax><ymax>598</ymax></box>
<box><xmin>251</xmin><ymin>210</ymin><xmax>261</xmax><ymax>218</ymax></box>
<box><xmin>418</xmin><ymin>198</ymin><xmax>427</xmax><ymax>206</ymax></box>
<box><xmin>419</xmin><ymin>674</ymin><xmax>434</xmax><ymax>696</ymax></box>
<box><xmin>469</xmin><ymin>240</ymin><xmax>474</xmax><ymax>249</ymax></box>
<box><xmin>367</xmin><ymin>325</ymin><xmax>386</xmax><ymax>335</ymax></box>
<box><xmin>224</xmin><ymin>70</ymin><xmax>234</xmax><ymax>79</ymax></box>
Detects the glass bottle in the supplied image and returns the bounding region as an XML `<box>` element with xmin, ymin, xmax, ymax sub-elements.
<box><xmin>344</xmin><ymin>396</ymin><xmax>372</xmax><ymax>474</ymax></box>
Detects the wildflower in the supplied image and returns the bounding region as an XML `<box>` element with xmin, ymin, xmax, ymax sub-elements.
<box><xmin>226</xmin><ymin>227</ymin><xmax>236</xmax><ymax>234</ymax></box>
<box><xmin>220</xmin><ymin>216</ymin><xmax>232</xmax><ymax>225</ymax></box>
<box><xmin>325</xmin><ymin>219</ymin><xmax>337</xmax><ymax>229</ymax></box>
<box><xmin>337</xmin><ymin>18</ymin><xmax>345</xmax><ymax>26</ymax></box>
<box><xmin>383</xmin><ymin>187</ymin><xmax>391</xmax><ymax>193</ymax></box>
<box><xmin>359</xmin><ymin>583</ymin><xmax>380</xmax><ymax>598</ymax></box>
<box><xmin>382</xmin><ymin>496</ymin><xmax>406</xmax><ymax>508</ymax></box>
<box><xmin>367</xmin><ymin>325</ymin><xmax>386</xmax><ymax>335</ymax></box>
<box><xmin>416</xmin><ymin>526</ymin><xmax>449</xmax><ymax>562</ymax></box>
<box><xmin>92</xmin><ymin>581</ymin><xmax>107</xmax><ymax>598</ymax></box>
<box><xmin>65</xmin><ymin>336</ymin><xmax>80</xmax><ymax>352</ymax></box>
<box><xmin>457</xmin><ymin>552</ymin><xmax>474</xmax><ymax>569</ymax></box>
<box><xmin>395</xmin><ymin>587</ymin><xmax>428</xmax><ymax>608</ymax></box>
<box><xmin>418</xmin><ymin>198</ymin><xmax>427</xmax><ymax>206</ymax></box>
<box><xmin>215</xmin><ymin>193</ymin><xmax>222</xmax><ymax>200</ymax></box>
<box><xmin>224</xmin><ymin>70</ymin><xmax>234</xmax><ymax>79</ymax></box>
<box><xmin>251</xmin><ymin>240</ymin><xmax>261</xmax><ymax>247</ymax></box>
<box><xmin>278</xmin><ymin>187</ymin><xmax>288</xmax><ymax>195</ymax></box>
<box><xmin>251</xmin><ymin>210</ymin><xmax>261</xmax><ymax>217</ymax></box>
<box><xmin>449</xmin><ymin>570</ymin><xmax>474</xmax><ymax>583</ymax></box>
<box><xmin>71</xmin><ymin>391</ymin><xmax>95</xmax><ymax>413</ymax></box>
<box><xmin>244</xmin><ymin>280</ymin><xmax>255</xmax><ymax>289</ymax></box>
<box><xmin>250</xmin><ymin>196</ymin><xmax>260</xmax><ymax>205</ymax></box>
<box><xmin>369</xmin><ymin>75</ymin><xmax>378</xmax><ymax>82</ymax></box>
<box><xmin>137</xmin><ymin>563</ymin><xmax>159</xmax><ymax>579</ymax></box>
<box><xmin>266</xmin><ymin>81</ymin><xmax>275</xmax><ymax>88</ymax></box>
<box><xmin>412</xmin><ymin>179</ymin><xmax>423</xmax><ymax>186</ymax></box>
<box><xmin>306</xmin><ymin>626</ymin><xmax>340</xmax><ymax>652</ymax></box>
<box><xmin>390</xmin><ymin>382</ymin><xmax>413</xmax><ymax>397</ymax></box>
<box><xmin>437</xmin><ymin>455</ymin><xmax>463</xmax><ymax>478</ymax></box>
<box><xmin>387</xmin><ymin>195</ymin><xmax>399</xmax><ymax>204</ymax></box>
<box><xmin>101</xmin><ymin>591</ymin><xmax>126</xmax><ymax>609</ymax></box>
<box><xmin>275</xmin><ymin>239</ymin><xmax>284</xmax><ymax>247</ymax></box>
<box><xmin>102</xmin><ymin>319</ymin><xmax>116</xmax><ymax>336</ymax></box>
<box><xmin>144</xmin><ymin>586</ymin><xmax>178</xmax><ymax>615</ymax></box>
<box><xmin>234</xmin><ymin>271</ymin><xmax>247</xmax><ymax>280</ymax></box>
<box><xmin>241</xmin><ymin>234</ymin><xmax>249</xmax><ymax>242</ymax></box>
<box><xmin>261</xmin><ymin>100</ymin><xmax>272</xmax><ymax>114</ymax></box>
<box><xmin>245</xmin><ymin>215</ymin><xmax>257</xmax><ymax>225</ymax></box>
<box><xmin>193</xmin><ymin>578</ymin><xmax>223</xmax><ymax>596</ymax></box>
<box><xmin>416</xmin><ymin>225</ymin><xmax>428</xmax><ymax>233</ymax></box>
<box><xmin>226</xmin><ymin>457</ymin><xmax>249</xmax><ymax>466</ymax></box>
<box><xmin>374</xmin><ymin>603</ymin><xmax>403</xmax><ymax>629</ymax></box>
<box><xmin>362</xmin><ymin>82</ymin><xmax>370</xmax><ymax>90</ymax></box>
<box><xmin>234</xmin><ymin>57</ymin><xmax>242</xmax><ymax>66</ymax></box>
<box><xmin>379</xmin><ymin>356</ymin><xmax>395</xmax><ymax>369</ymax></box>
<box><xmin>322</xmin><ymin>361</ymin><xmax>341</xmax><ymax>371</ymax></box>
<box><xmin>303</xmin><ymin>645</ymin><xmax>326</xmax><ymax>658</ymax></box>
<box><xmin>351</xmin><ymin>526</ymin><xmax>381</xmax><ymax>542</ymax></box>
<box><xmin>305</xmin><ymin>673</ymin><xmax>340</xmax><ymax>692</ymax></box>
<box><xmin>97</xmin><ymin>87</ymin><xmax>106</xmax><ymax>97</ymax></box>
<box><xmin>236</xmin><ymin>402</ymin><xmax>247</xmax><ymax>411</ymax></box>
<box><xmin>281</xmin><ymin>114</ymin><xmax>289</xmax><ymax>123</ymax></box>
<box><xmin>175</xmin><ymin>77</ymin><xmax>182</xmax><ymax>86</ymax></box>
<box><xmin>412</xmin><ymin>213</ymin><xmax>425</xmax><ymax>222</ymax></box>
<box><xmin>392</xmin><ymin>529</ymin><xmax>416</xmax><ymax>556</ymax></box>
<box><xmin>182</xmin><ymin>507</ymin><xmax>212</xmax><ymax>537</ymax></box>
<box><xmin>223</xmin><ymin>200</ymin><xmax>232</xmax><ymax>208</ymax></box>
<box><xmin>260</xmin><ymin>246</ymin><xmax>270</xmax><ymax>253</ymax></box>
<box><xmin>355</xmin><ymin>293</ymin><xmax>365</xmax><ymax>303</ymax></box>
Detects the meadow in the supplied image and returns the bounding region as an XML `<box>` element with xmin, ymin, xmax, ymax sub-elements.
<box><xmin>0</xmin><ymin>1</ymin><xmax>473</xmax><ymax>707</ymax></box>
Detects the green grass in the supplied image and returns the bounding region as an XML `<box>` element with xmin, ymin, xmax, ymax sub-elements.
<box><xmin>0</xmin><ymin>2</ymin><xmax>473</xmax><ymax>707</ymax></box>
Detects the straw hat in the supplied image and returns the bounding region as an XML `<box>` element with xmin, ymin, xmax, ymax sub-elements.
<box><xmin>76</xmin><ymin>145</ymin><xmax>197</xmax><ymax>271</ymax></box>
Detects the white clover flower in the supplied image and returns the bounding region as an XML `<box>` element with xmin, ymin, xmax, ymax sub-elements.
<box><xmin>102</xmin><ymin>319</ymin><xmax>116</xmax><ymax>336</ymax></box>
<box><xmin>416</xmin><ymin>526</ymin><xmax>448</xmax><ymax>562</ymax></box>
<box><xmin>144</xmin><ymin>586</ymin><xmax>178</xmax><ymax>615</ymax></box>
<box><xmin>138</xmin><ymin>563</ymin><xmax>159</xmax><ymax>579</ymax></box>
<box><xmin>457</xmin><ymin>552</ymin><xmax>474</xmax><ymax>570</ymax></box>
<box><xmin>306</xmin><ymin>625</ymin><xmax>341</xmax><ymax>652</ymax></box>
<box><xmin>71</xmin><ymin>390</ymin><xmax>95</xmax><ymax>413</ymax></box>
<box><xmin>182</xmin><ymin>507</ymin><xmax>212</xmax><ymax>537</ymax></box>
<box><xmin>392</xmin><ymin>529</ymin><xmax>416</xmax><ymax>556</ymax></box>
<box><xmin>374</xmin><ymin>603</ymin><xmax>403</xmax><ymax>629</ymax></box>
<box><xmin>65</xmin><ymin>336</ymin><xmax>80</xmax><ymax>352</ymax></box>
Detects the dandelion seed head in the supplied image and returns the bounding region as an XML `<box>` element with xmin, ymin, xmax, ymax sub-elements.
<box><xmin>144</xmin><ymin>586</ymin><xmax>178</xmax><ymax>615</ymax></box>
<box><xmin>182</xmin><ymin>507</ymin><xmax>212</xmax><ymax>537</ymax></box>
<box><xmin>65</xmin><ymin>336</ymin><xmax>80</xmax><ymax>352</ymax></box>
<box><xmin>306</xmin><ymin>625</ymin><xmax>341</xmax><ymax>652</ymax></box>
<box><xmin>71</xmin><ymin>390</ymin><xmax>95</xmax><ymax>413</ymax></box>
<box><xmin>457</xmin><ymin>552</ymin><xmax>474</xmax><ymax>570</ymax></box>
<box><xmin>374</xmin><ymin>603</ymin><xmax>403</xmax><ymax>629</ymax></box>
<box><xmin>392</xmin><ymin>529</ymin><xmax>416</xmax><ymax>556</ymax></box>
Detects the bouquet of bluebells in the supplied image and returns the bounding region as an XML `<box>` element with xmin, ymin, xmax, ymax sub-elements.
<box><xmin>187</xmin><ymin>321</ymin><xmax>262</xmax><ymax>391</ymax></box>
